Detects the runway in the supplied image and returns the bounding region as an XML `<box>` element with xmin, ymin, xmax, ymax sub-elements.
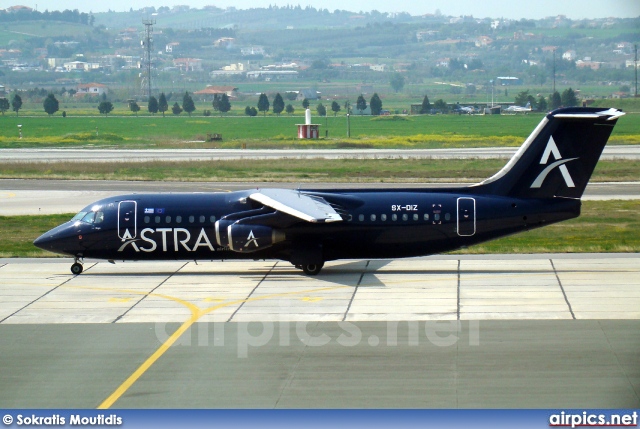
<box><xmin>1</xmin><ymin>145</ymin><xmax>640</xmax><ymax>162</ymax></box>
<box><xmin>0</xmin><ymin>255</ymin><xmax>638</xmax><ymax>408</ymax></box>
<box><xmin>1</xmin><ymin>179</ymin><xmax>639</xmax><ymax>215</ymax></box>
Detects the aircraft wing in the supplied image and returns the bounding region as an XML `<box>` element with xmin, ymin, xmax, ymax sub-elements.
<box><xmin>249</xmin><ymin>189</ymin><xmax>343</xmax><ymax>223</ymax></box>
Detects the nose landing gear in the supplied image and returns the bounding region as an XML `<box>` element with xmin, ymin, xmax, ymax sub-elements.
<box><xmin>71</xmin><ymin>258</ymin><xmax>84</xmax><ymax>275</ymax></box>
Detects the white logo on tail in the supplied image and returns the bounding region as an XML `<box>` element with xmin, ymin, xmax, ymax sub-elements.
<box><xmin>531</xmin><ymin>136</ymin><xmax>577</xmax><ymax>188</ymax></box>
<box><xmin>245</xmin><ymin>230</ymin><xmax>259</xmax><ymax>248</ymax></box>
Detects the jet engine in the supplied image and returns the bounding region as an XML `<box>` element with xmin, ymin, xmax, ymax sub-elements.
<box><xmin>227</xmin><ymin>224</ymin><xmax>285</xmax><ymax>253</ymax></box>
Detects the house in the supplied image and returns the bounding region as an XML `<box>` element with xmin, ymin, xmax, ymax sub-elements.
<box><xmin>193</xmin><ymin>86</ymin><xmax>239</xmax><ymax>99</ymax></box>
<box><xmin>214</xmin><ymin>38</ymin><xmax>235</xmax><ymax>48</ymax></box>
<box><xmin>173</xmin><ymin>58</ymin><xmax>202</xmax><ymax>72</ymax></box>
<box><xmin>496</xmin><ymin>76</ymin><xmax>521</xmax><ymax>85</ymax></box>
<box><xmin>475</xmin><ymin>36</ymin><xmax>493</xmax><ymax>47</ymax></box>
<box><xmin>166</xmin><ymin>42</ymin><xmax>179</xmax><ymax>53</ymax></box>
<box><xmin>241</xmin><ymin>47</ymin><xmax>265</xmax><ymax>56</ymax></box>
<box><xmin>76</xmin><ymin>83</ymin><xmax>108</xmax><ymax>97</ymax></box>
<box><xmin>63</xmin><ymin>61</ymin><xmax>100</xmax><ymax>72</ymax></box>
<box><xmin>296</xmin><ymin>89</ymin><xmax>321</xmax><ymax>101</ymax></box>
<box><xmin>576</xmin><ymin>59</ymin><xmax>601</xmax><ymax>70</ymax></box>
<box><xmin>562</xmin><ymin>50</ymin><xmax>576</xmax><ymax>61</ymax></box>
<box><xmin>246</xmin><ymin>70</ymin><xmax>298</xmax><ymax>80</ymax></box>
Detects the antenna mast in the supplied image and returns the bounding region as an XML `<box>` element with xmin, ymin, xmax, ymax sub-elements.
<box><xmin>141</xmin><ymin>16</ymin><xmax>156</xmax><ymax>100</ymax></box>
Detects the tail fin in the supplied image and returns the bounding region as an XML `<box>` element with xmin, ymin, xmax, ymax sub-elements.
<box><xmin>524</xmin><ymin>102</ymin><xmax>531</xmax><ymax>109</ymax></box>
<box><xmin>474</xmin><ymin>107</ymin><xmax>624</xmax><ymax>199</ymax></box>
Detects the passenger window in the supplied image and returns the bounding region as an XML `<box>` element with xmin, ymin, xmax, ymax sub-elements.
<box><xmin>381</xmin><ymin>214</ymin><xmax>387</xmax><ymax>221</ymax></box>
<box><xmin>347</xmin><ymin>214</ymin><xmax>353</xmax><ymax>221</ymax></box>
<box><xmin>176</xmin><ymin>216</ymin><xmax>182</xmax><ymax>223</ymax></box>
<box><xmin>413</xmin><ymin>214</ymin><xmax>418</xmax><ymax>221</ymax></box>
<box><xmin>189</xmin><ymin>216</ymin><xmax>195</xmax><ymax>223</ymax></box>
<box><xmin>423</xmin><ymin>214</ymin><xmax>429</xmax><ymax>221</ymax></box>
<box><xmin>358</xmin><ymin>214</ymin><xmax>364</xmax><ymax>221</ymax></box>
<box><xmin>210</xmin><ymin>215</ymin><xmax>216</xmax><ymax>223</ymax></box>
<box><xmin>434</xmin><ymin>213</ymin><xmax>441</xmax><ymax>221</ymax></box>
<box><xmin>370</xmin><ymin>214</ymin><xmax>376</xmax><ymax>221</ymax></box>
<box><xmin>402</xmin><ymin>214</ymin><xmax>408</xmax><ymax>221</ymax></box>
<box><xmin>155</xmin><ymin>216</ymin><xmax>161</xmax><ymax>223</ymax></box>
<box><xmin>199</xmin><ymin>215</ymin><xmax>205</xmax><ymax>223</ymax></box>
<box><xmin>166</xmin><ymin>216</ymin><xmax>171</xmax><ymax>223</ymax></box>
<box><xmin>144</xmin><ymin>216</ymin><xmax>150</xmax><ymax>224</ymax></box>
<box><xmin>445</xmin><ymin>213</ymin><xmax>451</xmax><ymax>221</ymax></box>
<box><xmin>392</xmin><ymin>214</ymin><xmax>397</xmax><ymax>221</ymax></box>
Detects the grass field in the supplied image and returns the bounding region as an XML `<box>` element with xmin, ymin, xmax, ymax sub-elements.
<box><xmin>1</xmin><ymin>159</ymin><xmax>638</xmax><ymax>183</ymax></box>
<box><xmin>0</xmin><ymin>112</ymin><xmax>639</xmax><ymax>149</ymax></box>
<box><xmin>2</xmin><ymin>200</ymin><xmax>638</xmax><ymax>258</ymax></box>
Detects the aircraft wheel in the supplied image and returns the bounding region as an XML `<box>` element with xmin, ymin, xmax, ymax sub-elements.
<box><xmin>71</xmin><ymin>262</ymin><xmax>84</xmax><ymax>275</ymax></box>
<box><xmin>302</xmin><ymin>263</ymin><xmax>323</xmax><ymax>276</ymax></box>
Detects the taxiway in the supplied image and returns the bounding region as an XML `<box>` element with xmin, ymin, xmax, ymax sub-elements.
<box><xmin>0</xmin><ymin>255</ymin><xmax>638</xmax><ymax>408</ymax></box>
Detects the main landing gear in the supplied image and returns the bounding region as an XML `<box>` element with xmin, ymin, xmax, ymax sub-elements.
<box><xmin>71</xmin><ymin>258</ymin><xmax>83</xmax><ymax>275</ymax></box>
<box><xmin>295</xmin><ymin>263</ymin><xmax>324</xmax><ymax>276</ymax></box>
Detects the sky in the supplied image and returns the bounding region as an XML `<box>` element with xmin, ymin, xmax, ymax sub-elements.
<box><xmin>21</xmin><ymin>0</ymin><xmax>640</xmax><ymax>19</ymax></box>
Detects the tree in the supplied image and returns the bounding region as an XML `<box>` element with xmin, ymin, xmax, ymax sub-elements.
<box><xmin>369</xmin><ymin>93</ymin><xmax>382</xmax><ymax>115</ymax></box>
<box><xmin>356</xmin><ymin>94</ymin><xmax>367</xmax><ymax>114</ymax></box>
<box><xmin>158</xmin><ymin>93</ymin><xmax>168</xmax><ymax>117</ymax></box>
<box><xmin>129</xmin><ymin>101</ymin><xmax>140</xmax><ymax>116</ymax></box>
<box><xmin>420</xmin><ymin>95</ymin><xmax>431</xmax><ymax>114</ymax></box>
<box><xmin>171</xmin><ymin>102</ymin><xmax>183</xmax><ymax>115</ymax></box>
<box><xmin>537</xmin><ymin>96</ymin><xmax>548</xmax><ymax>112</ymax></box>
<box><xmin>11</xmin><ymin>94</ymin><xmax>22</xmax><ymax>117</ymax></box>
<box><xmin>98</xmin><ymin>101</ymin><xmax>114</xmax><ymax>116</ymax></box>
<box><xmin>0</xmin><ymin>98</ymin><xmax>9</xmax><ymax>115</ymax></box>
<box><xmin>302</xmin><ymin>98</ymin><xmax>310</xmax><ymax>109</ymax></box>
<box><xmin>272</xmin><ymin>93</ymin><xmax>285</xmax><ymax>116</ymax></box>
<box><xmin>244</xmin><ymin>106</ymin><xmax>257</xmax><ymax>116</ymax></box>
<box><xmin>218</xmin><ymin>93</ymin><xmax>231</xmax><ymax>114</ymax></box>
<box><xmin>148</xmin><ymin>96</ymin><xmax>158</xmax><ymax>115</ymax></box>
<box><xmin>212</xmin><ymin>94</ymin><xmax>221</xmax><ymax>113</ymax></box>
<box><xmin>257</xmin><ymin>93</ymin><xmax>270</xmax><ymax>116</ymax></box>
<box><xmin>433</xmin><ymin>99</ymin><xmax>448</xmax><ymax>113</ymax></box>
<box><xmin>285</xmin><ymin>104</ymin><xmax>294</xmax><ymax>115</ymax></box>
<box><xmin>182</xmin><ymin>91</ymin><xmax>196</xmax><ymax>116</ymax></box>
<box><xmin>561</xmin><ymin>88</ymin><xmax>578</xmax><ymax>107</ymax></box>
<box><xmin>514</xmin><ymin>90</ymin><xmax>536</xmax><ymax>108</ymax></box>
<box><xmin>43</xmin><ymin>93</ymin><xmax>59</xmax><ymax>116</ymax></box>
<box><xmin>549</xmin><ymin>91</ymin><xmax>562</xmax><ymax>109</ymax></box>
<box><xmin>331</xmin><ymin>101</ymin><xmax>341</xmax><ymax>116</ymax></box>
<box><xmin>390</xmin><ymin>73</ymin><xmax>405</xmax><ymax>93</ymax></box>
<box><xmin>316</xmin><ymin>103</ymin><xmax>326</xmax><ymax>117</ymax></box>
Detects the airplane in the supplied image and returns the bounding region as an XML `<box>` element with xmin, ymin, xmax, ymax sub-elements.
<box><xmin>34</xmin><ymin>107</ymin><xmax>624</xmax><ymax>276</ymax></box>
<box><xmin>504</xmin><ymin>101</ymin><xmax>532</xmax><ymax>113</ymax></box>
<box><xmin>452</xmin><ymin>105</ymin><xmax>475</xmax><ymax>115</ymax></box>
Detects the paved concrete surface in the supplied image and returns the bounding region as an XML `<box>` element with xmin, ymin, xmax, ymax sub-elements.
<box><xmin>1</xmin><ymin>146</ymin><xmax>639</xmax><ymax>163</ymax></box>
<box><xmin>0</xmin><ymin>255</ymin><xmax>638</xmax><ymax>408</ymax></box>
<box><xmin>1</xmin><ymin>180</ymin><xmax>638</xmax><ymax>215</ymax></box>
<box><xmin>1</xmin><ymin>256</ymin><xmax>639</xmax><ymax>323</ymax></box>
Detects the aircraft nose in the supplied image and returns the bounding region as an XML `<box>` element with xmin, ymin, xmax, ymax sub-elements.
<box><xmin>33</xmin><ymin>221</ymin><xmax>78</xmax><ymax>254</ymax></box>
<box><xmin>33</xmin><ymin>231</ymin><xmax>57</xmax><ymax>250</ymax></box>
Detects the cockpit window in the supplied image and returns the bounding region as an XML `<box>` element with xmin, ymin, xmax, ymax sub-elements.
<box><xmin>71</xmin><ymin>212</ymin><xmax>87</xmax><ymax>222</ymax></box>
<box><xmin>78</xmin><ymin>211</ymin><xmax>104</xmax><ymax>224</ymax></box>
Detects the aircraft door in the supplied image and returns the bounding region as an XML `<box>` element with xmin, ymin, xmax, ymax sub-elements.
<box><xmin>118</xmin><ymin>201</ymin><xmax>137</xmax><ymax>241</ymax></box>
<box><xmin>457</xmin><ymin>197</ymin><xmax>476</xmax><ymax>236</ymax></box>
